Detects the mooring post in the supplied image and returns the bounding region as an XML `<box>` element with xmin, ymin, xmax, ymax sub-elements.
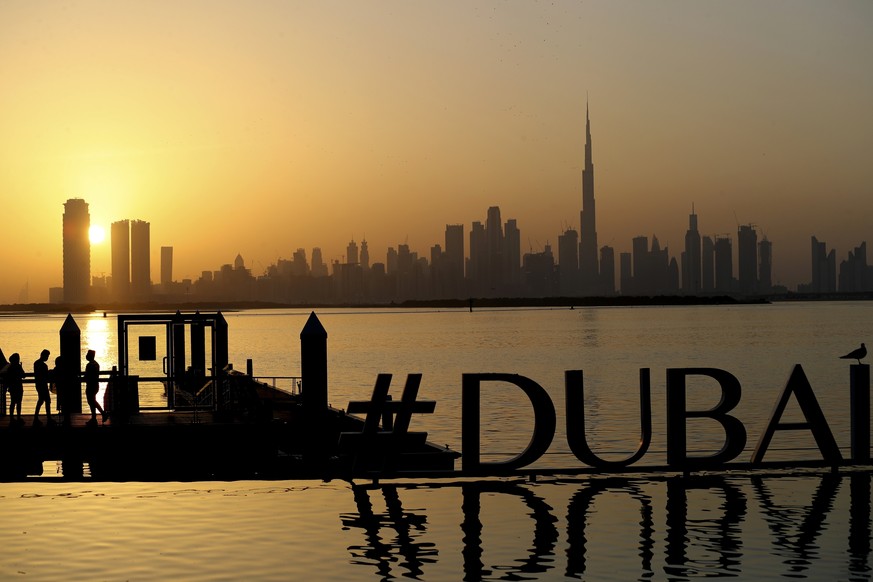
<box><xmin>850</xmin><ymin>364</ymin><xmax>870</xmax><ymax>463</ymax></box>
<box><xmin>301</xmin><ymin>312</ymin><xmax>328</xmax><ymax>461</ymax></box>
<box><xmin>59</xmin><ymin>314</ymin><xmax>83</xmax><ymax>413</ymax></box>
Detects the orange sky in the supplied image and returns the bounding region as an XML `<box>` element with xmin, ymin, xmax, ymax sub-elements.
<box><xmin>1</xmin><ymin>1</ymin><xmax>871</xmax><ymax>302</ymax></box>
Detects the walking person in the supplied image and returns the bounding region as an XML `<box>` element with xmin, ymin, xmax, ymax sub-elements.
<box><xmin>4</xmin><ymin>353</ymin><xmax>25</xmax><ymax>420</ymax></box>
<box><xmin>84</xmin><ymin>349</ymin><xmax>106</xmax><ymax>424</ymax></box>
<box><xmin>33</xmin><ymin>349</ymin><xmax>53</xmax><ymax>423</ymax></box>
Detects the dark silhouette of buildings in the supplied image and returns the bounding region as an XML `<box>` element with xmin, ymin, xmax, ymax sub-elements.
<box><xmin>737</xmin><ymin>224</ymin><xmax>758</xmax><ymax>294</ymax></box>
<box><xmin>51</xmin><ymin>107</ymin><xmax>814</xmax><ymax>305</ymax></box>
<box><xmin>161</xmin><ymin>246</ymin><xmax>173</xmax><ymax>291</ymax></box>
<box><xmin>714</xmin><ymin>235</ymin><xmax>733</xmax><ymax>293</ymax></box>
<box><xmin>130</xmin><ymin>220</ymin><xmax>151</xmax><ymax>300</ymax></box>
<box><xmin>682</xmin><ymin>206</ymin><xmax>701</xmax><ymax>294</ymax></box>
<box><xmin>758</xmin><ymin>238</ymin><xmax>772</xmax><ymax>293</ymax></box>
<box><xmin>558</xmin><ymin>228</ymin><xmax>580</xmax><ymax>295</ymax></box>
<box><xmin>808</xmin><ymin>236</ymin><xmax>837</xmax><ymax>293</ymax></box>
<box><xmin>579</xmin><ymin>104</ymin><xmax>600</xmax><ymax>295</ymax></box>
<box><xmin>111</xmin><ymin>220</ymin><xmax>130</xmax><ymax>301</ymax></box>
<box><xmin>838</xmin><ymin>242</ymin><xmax>870</xmax><ymax>292</ymax></box>
<box><xmin>62</xmin><ymin>198</ymin><xmax>90</xmax><ymax>303</ymax></box>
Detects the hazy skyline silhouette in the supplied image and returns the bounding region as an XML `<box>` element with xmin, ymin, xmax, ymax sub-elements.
<box><xmin>1</xmin><ymin>2</ymin><xmax>870</xmax><ymax>303</ymax></box>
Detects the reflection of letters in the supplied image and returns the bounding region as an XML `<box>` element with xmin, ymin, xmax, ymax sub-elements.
<box><xmin>341</xmin><ymin>484</ymin><xmax>436</xmax><ymax>580</ymax></box>
<box><xmin>461</xmin><ymin>482</ymin><xmax>558</xmax><ymax>580</ymax></box>
<box><xmin>339</xmin><ymin>472</ymin><xmax>868</xmax><ymax>578</ymax></box>
<box><xmin>665</xmin><ymin>476</ymin><xmax>747</xmax><ymax>577</ymax></box>
<box><xmin>849</xmin><ymin>472</ymin><xmax>871</xmax><ymax>577</ymax></box>
<box><xmin>752</xmin><ymin>473</ymin><xmax>840</xmax><ymax>577</ymax></box>
<box><xmin>565</xmin><ymin>478</ymin><xmax>654</xmax><ymax>578</ymax></box>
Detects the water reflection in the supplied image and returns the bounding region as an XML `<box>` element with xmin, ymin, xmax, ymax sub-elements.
<box><xmin>751</xmin><ymin>474</ymin><xmax>840</xmax><ymax>578</ymax></box>
<box><xmin>461</xmin><ymin>482</ymin><xmax>558</xmax><ymax>580</ymax></box>
<box><xmin>341</xmin><ymin>484</ymin><xmax>437</xmax><ymax>580</ymax></box>
<box><xmin>565</xmin><ymin>477</ymin><xmax>654</xmax><ymax>578</ymax></box>
<box><xmin>341</xmin><ymin>472</ymin><xmax>873</xmax><ymax>580</ymax></box>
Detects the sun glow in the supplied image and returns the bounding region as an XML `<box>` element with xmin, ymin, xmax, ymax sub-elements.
<box><xmin>89</xmin><ymin>225</ymin><xmax>105</xmax><ymax>244</ymax></box>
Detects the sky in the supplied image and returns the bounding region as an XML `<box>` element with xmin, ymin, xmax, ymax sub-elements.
<box><xmin>0</xmin><ymin>0</ymin><xmax>871</xmax><ymax>303</ymax></box>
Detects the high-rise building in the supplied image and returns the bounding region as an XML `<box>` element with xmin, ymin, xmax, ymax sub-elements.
<box><xmin>714</xmin><ymin>236</ymin><xmax>733</xmax><ymax>293</ymax></box>
<box><xmin>130</xmin><ymin>219</ymin><xmax>151</xmax><ymax>299</ymax></box>
<box><xmin>486</xmin><ymin>206</ymin><xmax>504</xmax><ymax>293</ymax></box>
<box><xmin>838</xmin><ymin>242</ymin><xmax>870</xmax><ymax>293</ymax></box>
<box><xmin>111</xmin><ymin>219</ymin><xmax>130</xmax><ymax>301</ymax></box>
<box><xmin>619</xmin><ymin>252</ymin><xmax>632</xmax><ymax>295</ymax></box>
<box><xmin>360</xmin><ymin>240</ymin><xmax>370</xmax><ymax>271</ymax></box>
<box><xmin>758</xmin><ymin>238</ymin><xmax>772</xmax><ymax>293</ymax></box>
<box><xmin>558</xmin><ymin>229</ymin><xmax>579</xmax><ymax>295</ymax></box>
<box><xmin>63</xmin><ymin>198</ymin><xmax>90</xmax><ymax>303</ymax></box>
<box><xmin>311</xmin><ymin>247</ymin><xmax>328</xmax><ymax>278</ymax></box>
<box><xmin>810</xmin><ymin>236</ymin><xmax>836</xmax><ymax>293</ymax></box>
<box><xmin>503</xmin><ymin>218</ymin><xmax>521</xmax><ymax>292</ymax></box>
<box><xmin>579</xmin><ymin>103</ymin><xmax>599</xmax><ymax>295</ymax></box>
<box><xmin>682</xmin><ymin>206</ymin><xmax>701</xmax><ymax>294</ymax></box>
<box><xmin>444</xmin><ymin>224</ymin><xmax>464</xmax><ymax>298</ymax></box>
<box><xmin>737</xmin><ymin>224</ymin><xmax>758</xmax><ymax>294</ymax></box>
<box><xmin>599</xmin><ymin>246</ymin><xmax>615</xmax><ymax>295</ymax></box>
<box><xmin>347</xmin><ymin>240</ymin><xmax>359</xmax><ymax>265</ymax></box>
<box><xmin>161</xmin><ymin>246</ymin><xmax>173</xmax><ymax>289</ymax></box>
<box><xmin>702</xmin><ymin>236</ymin><xmax>715</xmax><ymax>292</ymax></box>
<box><xmin>468</xmin><ymin>221</ymin><xmax>487</xmax><ymax>296</ymax></box>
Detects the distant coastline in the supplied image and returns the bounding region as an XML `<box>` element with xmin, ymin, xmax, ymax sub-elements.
<box><xmin>2</xmin><ymin>293</ymin><xmax>870</xmax><ymax>314</ymax></box>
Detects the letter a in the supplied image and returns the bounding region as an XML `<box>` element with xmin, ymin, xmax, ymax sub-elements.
<box><xmin>751</xmin><ymin>364</ymin><xmax>841</xmax><ymax>464</ymax></box>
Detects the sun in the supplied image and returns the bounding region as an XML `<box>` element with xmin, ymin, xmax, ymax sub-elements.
<box><xmin>89</xmin><ymin>225</ymin><xmax>106</xmax><ymax>244</ymax></box>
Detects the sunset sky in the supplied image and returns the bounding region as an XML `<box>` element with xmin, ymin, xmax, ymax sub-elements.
<box><xmin>1</xmin><ymin>1</ymin><xmax>871</xmax><ymax>303</ymax></box>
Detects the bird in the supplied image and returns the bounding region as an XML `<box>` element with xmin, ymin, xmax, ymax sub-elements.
<box><xmin>840</xmin><ymin>343</ymin><xmax>867</xmax><ymax>364</ymax></box>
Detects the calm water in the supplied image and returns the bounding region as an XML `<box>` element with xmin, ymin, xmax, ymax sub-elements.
<box><xmin>1</xmin><ymin>302</ymin><xmax>871</xmax><ymax>579</ymax></box>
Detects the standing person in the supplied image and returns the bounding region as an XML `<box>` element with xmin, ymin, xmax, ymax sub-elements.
<box><xmin>5</xmin><ymin>353</ymin><xmax>25</xmax><ymax>420</ymax></box>
<box><xmin>84</xmin><ymin>349</ymin><xmax>105</xmax><ymax>424</ymax></box>
<box><xmin>33</xmin><ymin>349</ymin><xmax>52</xmax><ymax>423</ymax></box>
<box><xmin>51</xmin><ymin>355</ymin><xmax>71</xmax><ymax>425</ymax></box>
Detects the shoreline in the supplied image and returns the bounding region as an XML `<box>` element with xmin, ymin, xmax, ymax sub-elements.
<box><xmin>2</xmin><ymin>292</ymin><xmax>871</xmax><ymax>314</ymax></box>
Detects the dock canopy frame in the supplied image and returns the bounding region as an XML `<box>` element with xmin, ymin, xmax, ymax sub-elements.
<box><xmin>117</xmin><ymin>311</ymin><xmax>228</xmax><ymax>410</ymax></box>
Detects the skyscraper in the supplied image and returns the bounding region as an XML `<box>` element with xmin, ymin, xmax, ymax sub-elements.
<box><xmin>714</xmin><ymin>236</ymin><xmax>733</xmax><ymax>293</ymax></box>
<box><xmin>347</xmin><ymin>239</ymin><xmax>359</xmax><ymax>265</ymax></box>
<box><xmin>737</xmin><ymin>224</ymin><xmax>758</xmax><ymax>294</ymax></box>
<box><xmin>682</xmin><ymin>206</ymin><xmax>701</xmax><ymax>294</ymax></box>
<box><xmin>111</xmin><ymin>220</ymin><xmax>130</xmax><ymax>301</ymax></box>
<box><xmin>161</xmin><ymin>246</ymin><xmax>173</xmax><ymax>289</ymax></box>
<box><xmin>579</xmin><ymin>103</ymin><xmax>599</xmax><ymax>295</ymax></box>
<box><xmin>130</xmin><ymin>219</ymin><xmax>151</xmax><ymax>299</ymax></box>
<box><xmin>360</xmin><ymin>239</ymin><xmax>370</xmax><ymax>271</ymax></box>
<box><xmin>758</xmin><ymin>238</ymin><xmax>772</xmax><ymax>293</ymax></box>
<box><xmin>63</xmin><ymin>198</ymin><xmax>90</xmax><ymax>303</ymax></box>
<box><xmin>444</xmin><ymin>224</ymin><xmax>464</xmax><ymax>298</ymax></box>
<box><xmin>557</xmin><ymin>228</ymin><xmax>579</xmax><ymax>295</ymax></box>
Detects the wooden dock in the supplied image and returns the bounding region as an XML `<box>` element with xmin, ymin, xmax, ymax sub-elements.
<box><xmin>0</xmin><ymin>311</ymin><xmax>459</xmax><ymax>481</ymax></box>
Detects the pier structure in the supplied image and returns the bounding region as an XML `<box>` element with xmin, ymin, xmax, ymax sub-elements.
<box><xmin>0</xmin><ymin>311</ymin><xmax>458</xmax><ymax>480</ymax></box>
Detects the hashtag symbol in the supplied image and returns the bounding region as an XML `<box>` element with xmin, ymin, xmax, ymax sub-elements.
<box><xmin>339</xmin><ymin>373</ymin><xmax>436</xmax><ymax>469</ymax></box>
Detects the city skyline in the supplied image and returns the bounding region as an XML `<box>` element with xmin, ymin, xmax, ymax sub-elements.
<box><xmin>1</xmin><ymin>2</ymin><xmax>871</xmax><ymax>303</ymax></box>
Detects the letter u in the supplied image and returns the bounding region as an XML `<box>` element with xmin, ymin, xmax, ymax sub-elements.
<box><xmin>565</xmin><ymin>369</ymin><xmax>652</xmax><ymax>468</ymax></box>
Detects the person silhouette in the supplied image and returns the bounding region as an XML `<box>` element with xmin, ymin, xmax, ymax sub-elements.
<box><xmin>51</xmin><ymin>355</ymin><xmax>72</xmax><ymax>425</ymax></box>
<box><xmin>84</xmin><ymin>349</ymin><xmax>106</xmax><ymax>424</ymax></box>
<box><xmin>4</xmin><ymin>353</ymin><xmax>25</xmax><ymax>420</ymax></box>
<box><xmin>33</xmin><ymin>349</ymin><xmax>53</xmax><ymax>423</ymax></box>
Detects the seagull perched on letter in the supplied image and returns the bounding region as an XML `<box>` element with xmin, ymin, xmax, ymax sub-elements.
<box><xmin>840</xmin><ymin>343</ymin><xmax>867</xmax><ymax>364</ymax></box>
